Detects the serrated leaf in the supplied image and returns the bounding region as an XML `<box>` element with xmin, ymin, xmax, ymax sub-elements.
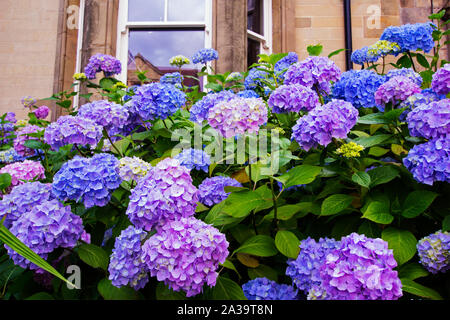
<box><xmin>402</xmin><ymin>191</ymin><xmax>438</xmax><ymax>218</ymax></box>
<box><xmin>321</xmin><ymin>194</ymin><xmax>354</xmax><ymax>216</ymax></box>
<box><xmin>0</xmin><ymin>173</ymin><xmax>12</xmax><ymax>190</ymax></box>
<box><xmin>211</xmin><ymin>276</ymin><xmax>247</xmax><ymax>300</ymax></box>
<box><xmin>382</xmin><ymin>228</ymin><xmax>417</xmax><ymax>266</ymax></box>
<box><xmin>352</xmin><ymin>171</ymin><xmax>371</xmax><ymax>188</ymax></box>
<box><xmin>398</xmin><ymin>263</ymin><xmax>429</xmax><ymax>280</ymax></box>
<box><xmin>281</xmin><ymin>165</ymin><xmax>322</xmax><ymax>188</ymax></box>
<box><xmin>368</xmin><ymin>166</ymin><xmax>399</xmax><ymax>188</ymax></box>
<box><xmin>357</xmin><ymin>113</ymin><xmax>389</xmax><ymax>124</ymax></box>
<box><xmin>234</xmin><ymin>235</ymin><xmax>278</xmax><ymax>257</ymax></box>
<box><xmin>361</xmin><ymin>195</ymin><xmax>393</xmax><ymax>224</ymax></box>
<box><xmin>307</xmin><ymin>44</ymin><xmax>323</xmax><ymax>56</ymax></box>
<box><xmin>353</xmin><ymin>134</ymin><xmax>392</xmax><ymax>148</ymax></box>
<box><xmin>275</xmin><ymin>230</ymin><xmax>300</xmax><ymax>259</ymax></box>
<box><xmin>220</xmin><ymin>259</ymin><xmax>241</xmax><ymax>278</ymax></box>
<box><xmin>77</xmin><ymin>244</ymin><xmax>109</xmax><ymax>271</ymax></box>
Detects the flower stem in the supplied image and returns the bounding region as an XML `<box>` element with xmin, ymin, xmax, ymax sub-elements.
<box><xmin>103</xmin><ymin>128</ymin><xmax>123</xmax><ymax>157</ymax></box>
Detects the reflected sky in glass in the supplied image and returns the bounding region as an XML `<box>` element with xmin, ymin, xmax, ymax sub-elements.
<box><xmin>168</xmin><ymin>0</ymin><xmax>205</xmax><ymax>21</ymax></box>
<box><xmin>128</xmin><ymin>0</ymin><xmax>165</xmax><ymax>22</ymax></box>
<box><xmin>128</xmin><ymin>30</ymin><xmax>205</xmax><ymax>68</ymax></box>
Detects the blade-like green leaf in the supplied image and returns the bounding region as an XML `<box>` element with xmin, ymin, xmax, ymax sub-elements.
<box><xmin>400</xmin><ymin>278</ymin><xmax>443</xmax><ymax>300</ymax></box>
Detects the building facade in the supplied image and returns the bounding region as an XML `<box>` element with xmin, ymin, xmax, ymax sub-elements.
<box><xmin>0</xmin><ymin>0</ymin><xmax>449</xmax><ymax>120</ymax></box>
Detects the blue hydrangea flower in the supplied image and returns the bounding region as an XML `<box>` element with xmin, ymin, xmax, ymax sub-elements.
<box><xmin>386</xmin><ymin>68</ymin><xmax>422</xmax><ymax>86</ymax></box>
<box><xmin>332</xmin><ymin>70</ymin><xmax>386</xmax><ymax>109</ymax></box>
<box><xmin>245</xmin><ymin>68</ymin><xmax>268</xmax><ymax>90</ymax></box>
<box><xmin>274</xmin><ymin>52</ymin><xmax>298</xmax><ymax>80</ymax></box>
<box><xmin>236</xmin><ymin>90</ymin><xmax>260</xmax><ymax>98</ymax></box>
<box><xmin>190</xmin><ymin>90</ymin><xmax>235</xmax><ymax>123</ymax></box>
<box><xmin>351</xmin><ymin>47</ymin><xmax>378</xmax><ymax>65</ymax></box>
<box><xmin>192</xmin><ymin>48</ymin><xmax>219</xmax><ymax>64</ymax></box>
<box><xmin>197</xmin><ymin>176</ymin><xmax>242</xmax><ymax>206</ymax></box>
<box><xmin>242</xmin><ymin>277</ymin><xmax>298</xmax><ymax>300</ymax></box>
<box><xmin>52</xmin><ymin>153</ymin><xmax>122</xmax><ymax>208</ymax></box>
<box><xmin>403</xmin><ymin>137</ymin><xmax>450</xmax><ymax>185</ymax></box>
<box><xmin>286</xmin><ymin>237</ymin><xmax>339</xmax><ymax>294</ymax></box>
<box><xmin>380</xmin><ymin>23</ymin><xmax>434</xmax><ymax>53</ymax></box>
<box><xmin>160</xmin><ymin>72</ymin><xmax>183</xmax><ymax>88</ymax></box>
<box><xmin>108</xmin><ymin>226</ymin><xmax>149</xmax><ymax>290</ymax></box>
<box><xmin>399</xmin><ymin>90</ymin><xmax>443</xmax><ymax>121</ymax></box>
<box><xmin>123</xmin><ymin>85</ymin><xmax>139</xmax><ymax>102</ymax></box>
<box><xmin>174</xmin><ymin>148</ymin><xmax>211</xmax><ymax>172</ymax></box>
<box><xmin>127</xmin><ymin>83</ymin><xmax>186</xmax><ymax>121</ymax></box>
<box><xmin>417</xmin><ymin>230</ymin><xmax>450</xmax><ymax>274</ymax></box>
<box><xmin>0</xmin><ymin>148</ymin><xmax>27</xmax><ymax>164</ymax></box>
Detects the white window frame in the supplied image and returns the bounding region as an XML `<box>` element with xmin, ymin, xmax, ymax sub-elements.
<box><xmin>116</xmin><ymin>0</ymin><xmax>213</xmax><ymax>83</ymax></box>
<box><xmin>247</xmin><ymin>0</ymin><xmax>272</xmax><ymax>56</ymax></box>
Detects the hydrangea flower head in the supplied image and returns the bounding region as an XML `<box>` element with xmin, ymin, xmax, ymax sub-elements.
<box><xmin>141</xmin><ymin>217</ymin><xmax>229</xmax><ymax>297</ymax></box>
<box><xmin>197</xmin><ymin>176</ymin><xmax>242</xmax><ymax>206</ymax></box>
<box><xmin>332</xmin><ymin>70</ymin><xmax>386</xmax><ymax>109</ymax></box>
<box><xmin>336</xmin><ymin>142</ymin><xmax>365</xmax><ymax>158</ymax></box>
<box><xmin>13</xmin><ymin>124</ymin><xmax>41</xmax><ymax>157</ymax></box>
<box><xmin>367</xmin><ymin>40</ymin><xmax>401</xmax><ymax>59</ymax></box>
<box><xmin>0</xmin><ymin>112</ymin><xmax>16</xmax><ymax>145</ymax></box>
<box><xmin>174</xmin><ymin>148</ymin><xmax>211</xmax><ymax>172</ymax></box>
<box><xmin>351</xmin><ymin>47</ymin><xmax>378</xmax><ymax>65</ymax></box>
<box><xmin>236</xmin><ymin>90</ymin><xmax>260</xmax><ymax>98</ymax></box>
<box><xmin>127</xmin><ymin>83</ymin><xmax>186</xmax><ymax>121</ymax></box>
<box><xmin>84</xmin><ymin>53</ymin><xmax>122</xmax><ymax>79</ymax></box>
<box><xmin>0</xmin><ymin>181</ymin><xmax>53</xmax><ymax>228</ymax></box>
<box><xmin>190</xmin><ymin>90</ymin><xmax>235</xmax><ymax>123</ymax></box>
<box><xmin>291</xmin><ymin>99</ymin><xmax>358</xmax><ymax>151</ymax></box>
<box><xmin>0</xmin><ymin>148</ymin><xmax>26</xmax><ymax>164</ymax></box>
<box><xmin>386</xmin><ymin>68</ymin><xmax>422</xmax><ymax>86</ymax></box>
<box><xmin>417</xmin><ymin>230</ymin><xmax>450</xmax><ymax>274</ymax></box>
<box><xmin>192</xmin><ymin>48</ymin><xmax>219</xmax><ymax>64</ymax></box>
<box><xmin>274</xmin><ymin>52</ymin><xmax>298</xmax><ymax>80</ymax></box>
<box><xmin>242</xmin><ymin>278</ymin><xmax>298</xmax><ymax>300</ymax></box>
<box><xmin>431</xmin><ymin>63</ymin><xmax>450</xmax><ymax>95</ymax></box>
<box><xmin>73</xmin><ymin>73</ymin><xmax>87</xmax><ymax>81</ymax></box>
<box><xmin>160</xmin><ymin>72</ymin><xmax>183</xmax><ymax>87</ymax></box>
<box><xmin>284</xmin><ymin>56</ymin><xmax>341</xmax><ymax>94</ymax></box>
<box><xmin>52</xmin><ymin>153</ymin><xmax>122</xmax><ymax>208</ymax></box>
<box><xmin>169</xmin><ymin>55</ymin><xmax>191</xmax><ymax>67</ymax></box>
<box><xmin>399</xmin><ymin>90</ymin><xmax>443</xmax><ymax>120</ymax></box>
<box><xmin>374</xmin><ymin>76</ymin><xmax>421</xmax><ymax>110</ymax></box>
<box><xmin>381</xmin><ymin>23</ymin><xmax>434</xmax><ymax>53</ymax></box>
<box><xmin>126</xmin><ymin>158</ymin><xmax>198</xmax><ymax>231</ymax></box>
<box><xmin>21</xmin><ymin>96</ymin><xmax>36</xmax><ymax>108</ymax></box>
<box><xmin>244</xmin><ymin>68</ymin><xmax>268</xmax><ymax>90</ymax></box>
<box><xmin>403</xmin><ymin>137</ymin><xmax>450</xmax><ymax>185</ymax></box>
<box><xmin>0</xmin><ymin>160</ymin><xmax>45</xmax><ymax>193</ymax></box>
<box><xmin>268</xmin><ymin>84</ymin><xmax>319</xmax><ymax>113</ymax></box>
<box><xmin>407</xmin><ymin>99</ymin><xmax>450</xmax><ymax>139</ymax></box>
<box><xmin>208</xmin><ymin>97</ymin><xmax>268</xmax><ymax>138</ymax></box>
<box><xmin>6</xmin><ymin>199</ymin><xmax>84</xmax><ymax>271</ymax></box>
<box><xmin>286</xmin><ymin>237</ymin><xmax>339</xmax><ymax>294</ymax></box>
<box><xmin>33</xmin><ymin>105</ymin><xmax>50</xmax><ymax>119</ymax></box>
<box><xmin>118</xmin><ymin>156</ymin><xmax>152</xmax><ymax>182</ymax></box>
<box><xmin>108</xmin><ymin>226</ymin><xmax>149</xmax><ymax>290</ymax></box>
<box><xmin>319</xmin><ymin>233</ymin><xmax>403</xmax><ymax>300</ymax></box>
<box><xmin>44</xmin><ymin>115</ymin><xmax>102</xmax><ymax>151</ymax></box>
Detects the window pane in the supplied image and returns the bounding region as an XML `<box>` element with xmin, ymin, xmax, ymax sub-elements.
<box><xmin>247</xmin><ymin>0</ymin><xmax>263</xmax><ymax>35</ymax></box>
<box><xmin>168</xmin><ymin>0</ymin><xmax>205</xmax><ymax>21</ymax></box>
<box><xmin>128</xmin><ymin>0</ymin><xmax>165</xmax><ymax>22</ymax></box>
<box><xmin>247</xmin><ymin>38</ymin><xmax>260</xmax><ymax>67</ymax></box>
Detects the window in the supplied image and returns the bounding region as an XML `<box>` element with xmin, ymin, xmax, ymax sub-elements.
<box><xmin>116</xmin><ymin>0</ymin><xmax>212</xmax><ymax>86</ymax></box>
<box><xmin>247</xmin><ymin>0</ymin><xmax>272</xmax><ymax>67</ymax></box>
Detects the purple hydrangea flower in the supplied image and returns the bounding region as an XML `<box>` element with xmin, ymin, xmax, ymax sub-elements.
<box><xmin>286</xmin><ymin>237</ymin><xmax>339</xmax><ymax>294</ymax></box>
<box><xmin>0</xmin><ymin>112</ymin><xmax>17</xmax><ymax>145</ymax></box>
<box><xmin>0</xmin><ymin>182</ymin><xmax>53</xmax><ymax>229</ymax></box>
<box><xmin>141</xmin><ymin>217</ymin><xmax>229</xmax><ymax>297</ymax></box>
<box><xmin>244</xmin><ymin>68</ymin><xmax>268</xmax><ymax>90</ymax></box>
<box><xmin>108</xmin><ymin>226</ymin><xmax>149</xmax><ymax>290</ymax></box>
<box><xmin>6</xmin><ymin>199</ymin><xmax>84</xmax><ymax>271</ymax></box>
<box><xmin>403</xmin><ymin>137</ymin><xmax>450</xmax><ymax>185</ymax></box>
<box><xmin>381</xmin><ymin>23</ymin><xmax>434</xmax><ymax>53</ymax></box>
<box><xmin>190</xmin><ymin>90</ymin><xmax>235</xmax><ymax>123</ymax></box>
<box><xmin>268</xmin><ymin>84</ymin><xmax>319</xmax><ymax>113</ymax></box>
<box><xmin>77</xmin><ymin>100</ymin><xmax>129</xmax><ymax>137</ymax></box>
<box><xmin>291</xmin><ymin>99</ymin><xmax>358</xmax><ymax>151</ymax></box>
<box><xmin>332</xmin><ymin>70</ymin><xmax>386</xmax><ymax>109</ymax></box>
<box><xmin>417</xmin><ymin>230</ymin><xmax>450</xmax><ymax>274</ymax></box>
<box><xmin>21</xmin><ymin>96</ymin><xmax>36</xmax><ymax>108</ymax></box>
<box><xmin>236</xmin><ymin>90</ymin><xmax>260</xmax><ymax>98</ymax></box>
<box><xmin>44</xmin><ymin>115</ymin><xmax>103</xmax><ymax>151</ymax></box>
<box><xmin>126</xmin><ymin>158</ymin><xmax>198</xmax><ymax>231</ymax></box>
<box><xmin>52</xmin><ymin>153</ymin><xmax>122</xmax><ymax>208</ymax></box>
<box><xmin>319</xmin><ymin>233</ymin><xmax>403</xmax><ymax>300</ymax></box>
<box><xmin>242</xmin><ymin>277</ymin><xmax>299</xmax><ymax>300</ymax></box>
<box><xmin>0</xmin><ymin>160</ymin><xmax>45</xmax><ymax>193</ymax></box>
<box><xmin>84</xmin><ymin>53</ymin><xmax>122</xmax><ymax>79</ymax></box>
<box><xmin>284</xmin><ymin>56</ymin><xmax>341</xmax><ymax>94</ymax></box>
<box><xmin>197</xmin><ymin>176</ymin><xmax>242</xmax><ymax>206</ymax></box>
<box><xmin>33</xmin><ymin>106</ymin><xmax>50</xmax><ymax>119</ymax></box>
<box><xmin>192</xmin><ymin>48</ymin><xmax>219</xmax><ymax>64</ymax></box>
<box><xmin>174</xmin><ymin>148</ymin><xmax>211</xmax><ymax>172</ymax></box>
<box><xmin>127</xmin><ymin>83</ymin><xmax>186</xmax><ymax>121</ymax></box>
<box><xmin>13</xmin><ymin>125</ymin><xmax>41</xmax><ymax>157</ymax></box>
<box><xmin>208</xmin><ymin>97</ymin><xmax>268</xmax><ymax>138</ymax></box>
<box><xmin>431</xmin><ymin>63</ymin><xmax>450</xmax><ymax>95</ymax></box>
<box><xmin>374</xmin><ymin>76</ymin><xmax>421</xmax><ymax>110</ymax></box>
<box><xmin>386</xmin><ymin>68</ymin><xmax>422</xmax><ymax>86</ymax></box>
<box><xmin>407</xmin><ymin>99</ymin><xmax>450</xmax><ymax>139</ymax></box>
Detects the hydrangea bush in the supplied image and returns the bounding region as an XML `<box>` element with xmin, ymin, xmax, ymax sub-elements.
<box><xmin>0</xmin><ymin>11</ymin><xmax>449</xmax><ymax>301</ymax></box>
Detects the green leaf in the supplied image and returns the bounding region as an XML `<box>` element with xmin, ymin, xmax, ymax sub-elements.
<box><xmin>382</xmin><ymin>227</ymin><xmax>417</xmax><ymax>266</ymax></box>
<box><xmin>361</xmin><ymin>196</ymin><xmax>394</xmax><ymax>224</ymax></box>
<box><xmin>415</xmin><ymin>53</ymin><xmax>430</xmax><ymax>69</ymax></box>
<box><xmin>222</xmin><ymin>188</ymin><xmax>268</xmax><ymax>218</ymax></box>
<box><xmin>402</xmin><ymin>191</ymin><xmax>438</xmax><ymax>218</ymax></box>
<box><xmin>234</xmin><ymin>235</ymin><xmax>278</xmax><ymax>257</ymax></box>
<box><xmin>443</xmin><ymin>215</ymin><xmax>450</xmax><ymax>232</ymax></box>
<box><xmin>281</xmin><ymin>165</ymin><xmax>322</xmax><ymax>188</ymax></box>
<box><xmin>307</xmin><ymin>44</ymin><xmax>323</xmax><ymax>56</ymax></box>
<box><xmin>99</xmin><ymin>78</ymin><xmax>115</xmax><ymax>90</ymax></box>
<box><xmin>275</xmin><ymin>230</ymin><xmax>300</xmax><ymax>259</ymax></box>
<box><xmin>398</xmin><ymin>263</ymin><xmax>429</xmax><ymax>280</ymax></box>
<box><xmin>264</xmin><ymin>203</ymin><xmax>311</xmax><ymax>221</ymax></box>
<box><xmin>420</xmin><ymin>70</ymin><xmax>434</xmax><ymax>85</ymax></box>
<box><xmin>357</xmin><ymin>113</ymin><xmax>389</xmax><ymax>125</ymax></box>
<box><xmin>351</xmin><ymin>171</ymin><xmax>371</xmax><ymax>188</ymax></box>
<box><xmin>97</xmin><ymin>278</ymin><xmax>142</xmax><ymax>300</ymax></box>
<box><xmin>220</xmin><ymin>259</ymin><xmax>240</xmax><ymax>278</ymax></box>
<box><xmin>353</xmin><ymin>134</ymin><xmax>392</xmax><ymax>148</ymax></box>
<box><xmin>328</xmin><ymin>48</ymin><xmax>346</xmax><ymax>58</ymax></box>
<box><xmin>368</xmin><ymin>166</ymin><xmax>399</xmax><ymax>188</ymax></box>
<box><xmin>321</xmin><ymin>194</ymin><xmax>354</xmax><ymax>216</ymax></box>
<box><xmin>23</xmin><ymin>139</ymin><xmax>44</xmax><ymax>150</ymax></box>
<box><xmin>428</xmin><ymin>9</ymin><xmax>445</xmax><ymax>20</ymax></box>
<box><xmin>248</xmin><ymin>264</ymin><xmax>278</xmax><ymax>282</ymax></box>
<box><xmin>400</xmin><ymin>278</ymin><xmax>443</xmax><ymax>300</ymax></box>
<box><xmin>77</xmin><ymin>244</ymin><xmax>109</xmax><ymax>270</ymax></box>
<box><xmin>156</xmin><ymin>282</ymin><xmax>186</xmax><ymax>300</ymax></box>
<box><xmin>25</xmin><ymin>292</ymin><xmax>55</xmax><ymax>300</ymax></box>
<box><xmin>0</xmin><ymin>173</ymin><xmax>12</xmax><ymax>190</ymax></box>
<box><xmin>211</xmin><ymin>276</ymin><xmax>247</xmax><ymax>300</ymax></box>
<box><xmin>0</xmin><ymin>223</ymin><xmax>76</xmax><ymax>289</ymax></box>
